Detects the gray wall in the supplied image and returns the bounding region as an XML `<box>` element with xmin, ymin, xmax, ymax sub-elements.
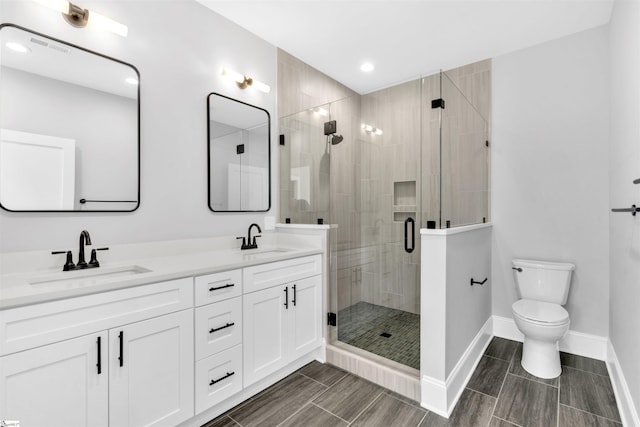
<box><xmin>609</xmin><ymin>0</ymin><xmax>640</xmax><ymax>416</ymax></box>
<box><xmin>0</xmin><ymin>0</ymin><xmax>277</xmax><ymax>252</ymax></box>
<box><xmin>491</xmin><ymin>26</ymin><xmax>610</xmax><ymax>336</ymax></box>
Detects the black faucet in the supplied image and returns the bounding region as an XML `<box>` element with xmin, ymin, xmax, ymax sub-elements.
<box><xmin>237</xmin><ymin>223</ymin><xmax>262</xmax><ymax>250</ymax></box>
<box><xmin>51</xmin><ymin>230</ymin><xmax>109</xmax><ymax>271</ymax></box>
<box><xmin>77</xmin><ymin>230</ymin><xmax>92</xmax><ymax>268</ymax></box>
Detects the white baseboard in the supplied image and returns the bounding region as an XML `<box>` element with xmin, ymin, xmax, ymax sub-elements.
<box><xmin>607</xmin><ymin>340</ymin><xmax>640</xmax><ymax>427</ymax></box>
<box><xmin>491</xmin><ymin>315</ymin><xmax>608</xmax><ymax>360</ymax></box>
<box><xmin>421</xmin><ymin>317</ymin><xmax>493</xmax><ymax>418</ymax></box>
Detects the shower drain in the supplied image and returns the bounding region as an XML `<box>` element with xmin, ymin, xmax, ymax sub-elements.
<box><xmin>380</xmin><ymin>332</ymin><xmax>392</xmax><ymax>338</ymax></box>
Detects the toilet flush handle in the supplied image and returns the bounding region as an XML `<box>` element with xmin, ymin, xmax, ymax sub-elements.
<box><xmin>512</xmin><ymin>267</ymin><xmax>523</xmax><ymax>272</ymax></box>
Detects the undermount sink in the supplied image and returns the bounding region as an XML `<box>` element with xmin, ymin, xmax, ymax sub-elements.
<box><xmin>29</xmin><ymin>265</ymin><xmax>152</xmax><ymax>287</ymax></box>
<box><xmin>242</xmin><ymin>248</ymin><xmax>292</xmax><ymax>258</ymax></box>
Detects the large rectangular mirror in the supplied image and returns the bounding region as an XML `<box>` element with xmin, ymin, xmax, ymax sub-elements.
<box><xmin>208</xmin><ymin>93</ymin><xmax>270</xmax><ymax>212</ymax></box>
<box><xmin>0</xmin><ymin>24</ymin><xmax>140</xmax><ymax>212</ymax></box>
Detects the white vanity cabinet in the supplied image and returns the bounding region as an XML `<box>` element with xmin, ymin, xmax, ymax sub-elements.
<box><xmin>0</xmin><ymin>251</ymin><xmax>325</xmax><ymax>426</ymax></box>
<box><xmin>109</xmin><ymin>309</ymin><xmax>194</xmax><ymax>427</ymax></box>
<box><xmin>0</xmin><ymin>332</ymin><xmax>109</xmax><ymax>427</ymax></box>
<box><xmin>242</xmin><ymin>255</ymin><xmax>322</xmax><ymax>386</ymax></box>
<box><xmin>0</xmin><ymin>278</ymin><xmax>194</xmax><ymax>427</ymax></box>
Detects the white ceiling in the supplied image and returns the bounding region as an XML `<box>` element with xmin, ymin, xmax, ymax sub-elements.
<box><xmin>196</xmin><ymin>0</ymin><xmax>614</xmax><ymax>94</ymax></box>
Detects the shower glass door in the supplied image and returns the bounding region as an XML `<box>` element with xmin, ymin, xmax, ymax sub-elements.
<box><xmin>334</xmin><ymin>80</ymin><xmax>422</xmax><ymax>371</ymax></box>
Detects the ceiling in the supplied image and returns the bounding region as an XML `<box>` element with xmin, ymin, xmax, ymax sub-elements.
<box><xmin>196</xmin><ymin>0</ymin><xmax>613</xmax><ymax>94</ymax></box>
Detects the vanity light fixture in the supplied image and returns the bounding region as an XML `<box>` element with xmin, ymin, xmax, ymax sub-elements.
<box><xmin>220</xmin><ymin>67</ymin><xmax>271</xmax><ymax>93</ymax></box>
<box><xmin>32</xmin><ymin>0</ymin><xmax>128</xmax><ymax>37</ymax></box>
<box><xmin>361</xmin><ymin>123</ymin><xmax>383</xmax><ymax>135</ymax></box>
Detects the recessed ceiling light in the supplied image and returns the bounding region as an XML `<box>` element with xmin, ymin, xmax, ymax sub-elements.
<box><xmin>6</xmin><ymin>42</ymin><xmax>30</xmax><ymax>53</ymax></box>
<box><xmin>125</xmin><ymin>77</ymin><xmax>138</xmax><ymax>85</ymax></box>
<box><xmin>360</xmin><ymin>62</ymin><xmax>374</xmax><ymax>72</ymax></box>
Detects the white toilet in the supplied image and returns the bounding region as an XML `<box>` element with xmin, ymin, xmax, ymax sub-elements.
<box><xmin>511</xmin><ymin>259</ymin><xmax>574</xmax><ymax>379</ymax></box>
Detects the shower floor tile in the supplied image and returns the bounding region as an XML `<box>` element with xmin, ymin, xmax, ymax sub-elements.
<box><xmin>338</xmin><ymin>302</ymin><xmax>420</xmax><ymax>369</ymax></box>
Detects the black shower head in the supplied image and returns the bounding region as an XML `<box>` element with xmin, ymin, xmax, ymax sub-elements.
<box><xmin>331</xmin><ymin>134</ymin><xmax>344</xmax><ymax>145</ymax></box>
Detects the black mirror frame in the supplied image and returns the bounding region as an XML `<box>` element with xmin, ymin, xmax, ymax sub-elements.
<box><xmin>0</xmin><ymin>23</ymin><xmax>141</xmax><ymax>213</ymax></box>
<box><xmin>207</xmin><ymin>92</ymin><xmax>271</xmax><ymax>213</ymax></box>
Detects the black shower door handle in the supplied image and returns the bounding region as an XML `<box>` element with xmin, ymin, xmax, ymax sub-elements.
<box><xmin>404</xmin><ymin>217</ymin><xmax>415</xmax><ymax>253</ymax></box>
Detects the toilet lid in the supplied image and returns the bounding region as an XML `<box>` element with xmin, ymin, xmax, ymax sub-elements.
<box><xmin>512</xmin><ymin>299</ymin><xmax>569</xmax><ymax>324</ymax></box>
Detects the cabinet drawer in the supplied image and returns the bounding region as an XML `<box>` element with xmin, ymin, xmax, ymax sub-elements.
<box><xmin>195</xmin><ymin>297</ymin><xmax>242</xmax><ymax>360</ymax></box>
<box><xmin>243</xmin><ymin>255</ymin><xmax>322</xmax><ymax>294</ymax></box>
<box><xmin>0</xmin><ymin>278</ymin><xmax>193</xmax><ymax>356</ymax></box>
<box><xmin>195</xmin><ymin>345</ymin><xmax>243</xmax><ymax>414</ymax></box>
<box><xmin>194</xmin><ymin>269</ymin><xmax>242</xmax><ymax>306</ymax></box>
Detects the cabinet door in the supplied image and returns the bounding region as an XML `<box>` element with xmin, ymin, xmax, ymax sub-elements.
<box><xmin>0</xmin><ymin>332</ymin><xmax>108</xmax><ymax>427</ymax></box>
<box><xmin>243</xmin><ymin>285</ymin><xmax>289</xmax><ymax>386</ymax></box>
<box><xmin>109</xmin><ymin>309</ymin><xmax>194</xmax><ymax>427</ymax></box>
<box><xmin>290</xmin><ymin>275</ymin><xmax>322</xmax><ymax>360</ymax></box>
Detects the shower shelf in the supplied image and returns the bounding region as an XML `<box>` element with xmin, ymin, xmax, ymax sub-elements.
<box><xmin>393</xmin><ymin>205</ymin><xmax>417</xmax><ymax>210</ymax></box>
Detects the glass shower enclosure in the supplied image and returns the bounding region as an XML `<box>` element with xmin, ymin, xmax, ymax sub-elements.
<box><xmin>279</xmin><ymin>70</ymin><xmax>489</xmax><ymax>373</ymax></box>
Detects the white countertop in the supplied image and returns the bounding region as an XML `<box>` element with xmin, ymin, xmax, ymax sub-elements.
<box><xmin>0</xmin><ymin>233</ymin><xmax>325</xmax><ymax>310</ymax></box>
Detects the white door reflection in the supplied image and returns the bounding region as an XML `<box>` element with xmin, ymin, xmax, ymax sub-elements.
<box><xmin>0</xmin><ymin>129</ymin><xmax>75</xmax><ymax>210</ymax></box>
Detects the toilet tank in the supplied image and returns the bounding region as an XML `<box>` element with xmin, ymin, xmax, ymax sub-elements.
<box><xmin>512</xmin><ymin>259</ymin><xmax>575</xmax><ymax>304</ymax></box>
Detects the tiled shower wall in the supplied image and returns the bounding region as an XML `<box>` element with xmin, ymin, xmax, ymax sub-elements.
<box><xmin>278</xmin><ymin>51</ymin><xmax>491</xmax><ymax>317</ymax></box>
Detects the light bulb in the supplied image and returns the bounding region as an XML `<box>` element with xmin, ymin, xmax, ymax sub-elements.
<box><xmin>87</xmin><ymin>10</ymin><xmax>128</xmax><ymax>37</ymax></box>
<box><xmin>220</xmin><ymin>67</ymin><xmax>246</xmax><ymax>84</ymax></box>
<box><xmin>32</xmin><ymin>0</ymin><xmax>70</xmax><ymax>14</ymax></box>
<box><xmin>251</xmin><ymin>78</ymin><xmax>271</xmax><ymax>93</ymax></box>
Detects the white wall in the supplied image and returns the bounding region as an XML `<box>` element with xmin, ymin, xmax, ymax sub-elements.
<box><xmin>491</xmin><ymin>26</ymin><xmax>610</xmax><ymax>336</ymax></box>
<box><xmin>609</xmin><ymin>0</ymin><xmax>640</xmax><ymax>416</ymax></box>
<box><xmin>0</xmin><ymin>0</ymin><xmax>277</xmax><ymax>253</ymax></box>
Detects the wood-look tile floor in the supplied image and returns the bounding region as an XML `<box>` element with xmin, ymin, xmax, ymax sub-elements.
<box><xmin>203</xmin><ymin>337</ymin><xmax>621</xmax><ymax>427</ymax></box>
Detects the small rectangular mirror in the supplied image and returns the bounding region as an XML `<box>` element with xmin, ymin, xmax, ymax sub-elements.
<box><xmin>208</xmin><ymin>93</ymin><xmax>271</xmax><ymax>212</ymax></box>
<box><xmin>0</xmin><ymin>24</ymin><xmax>140</xmax><ymax>212</ymax></box>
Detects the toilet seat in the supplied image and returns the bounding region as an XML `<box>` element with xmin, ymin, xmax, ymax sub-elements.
<box><xmin>512</xmin><ymin>299</ymin><xmax>569</xmax><ymax>326</ymax></box>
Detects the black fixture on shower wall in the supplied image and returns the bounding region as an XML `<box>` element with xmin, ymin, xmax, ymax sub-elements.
<box><xmin>431</xmin><ymin>98</ymin><xmax>446</xmax><ymax>109</ymax></box>
<box><xmin>324</xmin><ymin>120</ymin><xmax>337</xmax><ymax>135</ymax></box>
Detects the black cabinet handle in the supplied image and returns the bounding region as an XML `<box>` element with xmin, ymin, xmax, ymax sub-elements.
<box><xmin>209</xmin><ymin>322</ymin><xmax>235</xmax><ymax>334</ymax></box>
<box><xmin>118</xmin><ymin>331</ymin><xmax>124</xmax><ymax>367</ymax></box>
<box><xmin>404</xmin><ymin>217</ymin><xmax>415</xmax><ymax>253</ymax></box>
<box><xmin>96</xmin><ymin>336</ymin><xmax>102</xmax><ymax>375</ymax></box>
<box><xmin>292</xmin><ymin>284</ymin><xmax>297</xmax><ymax>306</ymax></box>
<box><xmin>210</xmin><ymin>371</ymin><xmax>235</xmax><ymax>386</ymax></box>
<box><xmin>209</xmin><ymin>283</ymin><xmax>234</xmax><ymax>292</ymax></box>
<box><xmin>284</xmin><ymin>287</ymin><xmax>289</xmax><ymax>309</ymax></box>
<box><xmin>470</xmin><ymin>277</ymin><xmax>488</xmax><ymax>286</ymax></box>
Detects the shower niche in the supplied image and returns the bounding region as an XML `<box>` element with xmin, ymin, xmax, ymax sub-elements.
<box><xmin>393</xmin><ymin>180</ymin><xmax>416</xmax><ymax>223</ymax></box>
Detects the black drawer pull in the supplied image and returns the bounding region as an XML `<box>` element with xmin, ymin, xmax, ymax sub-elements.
<box><xmin>209</xmin><ymin>322</ymin><xmax>235</xmax><ymax>334</ymax></box>
<box><xmin>284</xmin><ymin>287</ymin><xmax>289</xmax><ymax>309</ymax></box>
<box><xmin>292</xmin><ymin>284</ymin><xmax>297</xmax><ymax>306</ymax></box>
<box><xmin>96</xmin><ymin>336</ymin><xmax>102</xmax><ymax>374</ymax></box>
<box><xmin>209</xmin><ymin>283</ymin><xmax>235</xmax><ymax>292</ymax></box>
<box><xmin>210</xmin><ymin>371</ymin><xmax>235</xmax><ymax>386</ymax></box>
